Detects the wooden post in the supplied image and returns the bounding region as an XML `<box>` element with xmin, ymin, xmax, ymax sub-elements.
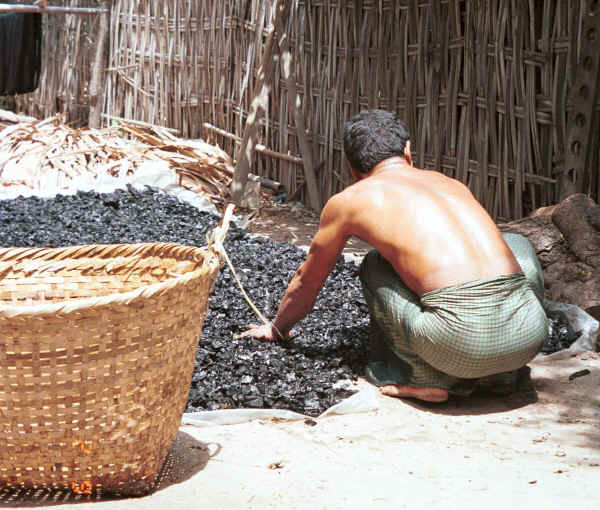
<box><xmin>88</xmin><ymin>1</ymin><xmax>110</xmax><ymax>129</ymax></box>
<box><xmin>279</xmin><ymin>8</ymin><xmax>322</xmax><ymax>212</ymax></box>
<box><xmin>231</xmin><ymin>0</ymin><xmax>291</xmax><ymax>206</ymax></box>
<box><xmin>560</xmin><ymin>1</ymin><xmax>600</xmax><ymax>199</ymax></box>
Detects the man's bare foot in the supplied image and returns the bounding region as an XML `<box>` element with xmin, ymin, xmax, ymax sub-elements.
<box><xmin>380</xmin><ymin>384</ymin><xmax>449</xmax><ymax>402</ymax></box>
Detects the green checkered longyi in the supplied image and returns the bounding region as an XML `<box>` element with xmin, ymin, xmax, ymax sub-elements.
<box><xmin>359</xmin><ymin>234</ymin><xmax>548</xmax><ymax>395</ymax></box>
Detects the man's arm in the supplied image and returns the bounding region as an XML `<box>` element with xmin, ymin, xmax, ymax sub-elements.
<box><xmin>246</xmin><ymin>194</ymin><xmax>351</xmax><ymax>341</ymax></box>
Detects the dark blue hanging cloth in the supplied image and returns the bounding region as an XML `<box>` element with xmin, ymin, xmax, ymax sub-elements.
<box><xmin>0</xmin><ymin>10</ymin><xmax>42</xmax><ymax>95</ymax></box>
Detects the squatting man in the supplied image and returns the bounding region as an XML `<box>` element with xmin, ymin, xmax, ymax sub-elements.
<box><xmin>245</xmin><ymin>109</ymin><xmax>548</xmax><ymax>402</ymax></box>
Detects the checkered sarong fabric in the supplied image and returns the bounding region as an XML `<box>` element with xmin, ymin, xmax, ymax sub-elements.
<box><xmin>359</xmin><ymin>234</ymin><xmax>548</xmax><ymax>393</ymax></box>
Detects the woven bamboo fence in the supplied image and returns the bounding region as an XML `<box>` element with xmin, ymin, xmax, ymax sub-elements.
<box><xmin>10</xmin><ymin>0</ymin><xmax>101</xmax><ymax>120</ymax></box>
<box><xmin>12</xmin><ymin>0</ymin><xmax>600</xmax><ymax>221</ymax></box>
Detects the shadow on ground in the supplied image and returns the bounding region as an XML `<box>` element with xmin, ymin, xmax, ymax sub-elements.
<box><xmin>0</xmin><ymin>431</ymin><xmax>216</xmax><ymax>507</ymax></box>
<box><xmin>404</xmin><ymin>388</ymin><xmax>539</xmax><ymax>416</ymax></box>
<box><xmin>400</xmin><ymin>353</ymin><xmax>600</xmax><ymax>454</ymax></box>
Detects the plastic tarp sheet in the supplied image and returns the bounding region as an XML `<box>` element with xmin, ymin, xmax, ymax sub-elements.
<box><xmin>181</xmin><ymin>385</ymin><xmax>380</xmax><ymax>427</ymax></box>
<box><xmin>535</xmin><ymin>300</ymin><xmax>599</xmax><ymax>360</ymax></box>
<box><xmin>0</xmin><ymin>159</ymin><xmax>221</xmax><ymax>217</ymax></box>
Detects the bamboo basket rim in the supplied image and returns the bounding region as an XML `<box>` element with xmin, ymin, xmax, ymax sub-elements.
<box><xmin>0</xmin><ymin>204</ymin><xmax>234</xmax><ymax>319</ymax></box>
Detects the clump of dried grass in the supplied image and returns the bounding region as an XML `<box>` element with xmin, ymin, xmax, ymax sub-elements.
<box><xmin>0</xmin><ymin>113</ymin><xmax>234</xmax><ymax>206</ymax></box>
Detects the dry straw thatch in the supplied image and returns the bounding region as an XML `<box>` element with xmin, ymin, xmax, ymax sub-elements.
<box><xmin>0</xmin><ymin>113</ymin><xmax>234</xmax><ymax>205</ymax></box>
<box><xmin>11</xmin><ymin>0</ymin><xmax>600</xmax><ymax>221</ymax></box>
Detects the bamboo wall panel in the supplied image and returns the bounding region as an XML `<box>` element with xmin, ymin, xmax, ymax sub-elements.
<box><xmin>250</xmin><ymin>0</ymin><xmax>598</xmax><ymax>219</ymax></box>
<box><xmin>105</xmin><ymin>1</ymin><xmax>277</xmax><ymax>141</ymax></box>
<box><xmin>13</xmin><ymin>0</ymin><xmax>600</xmax><ymax>220</ymax></box>
<box><xmin>13</xmin><ymin>0</ymin><xmax>100</xmax><ymax>124</ymax></box>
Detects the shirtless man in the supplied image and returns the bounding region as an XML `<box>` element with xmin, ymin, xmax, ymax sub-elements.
<box><xmin>245</xmin><ymin>109</ymin><xmax>548</xmax><ymax>402</ymax></box>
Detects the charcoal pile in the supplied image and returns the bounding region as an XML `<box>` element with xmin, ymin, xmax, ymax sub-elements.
<box><xmin>0</xmin><ymin>189</ymin><xmax>369</xmax><ymax>416</ymax></box>
<box><xmin>542</xmin><ymin>311</ymin><xmax>582</xmax><ymax>355</ymax></box>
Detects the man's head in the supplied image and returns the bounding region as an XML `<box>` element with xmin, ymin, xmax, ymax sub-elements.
<box><xmin>343</xmin><ymin>109</ymin><xmax>410</xmax><ymax>174</ymax></box>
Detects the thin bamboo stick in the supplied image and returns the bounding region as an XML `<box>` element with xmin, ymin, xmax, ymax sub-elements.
<box><xmin>0</xmin><ymin>4</ymin><xmax>106</xmax><ymax>14</ymax></box>
<box><xmin>203</xmin><ymin>122</ymin><xmax>303</xmax><ymax>165</ymax></box>
<box><xmin>105</xmin><ymin>114</ymin><xmax>181</xmax><ymax>134</ymax></box>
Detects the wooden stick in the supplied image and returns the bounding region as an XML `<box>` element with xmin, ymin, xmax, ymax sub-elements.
<box><xmin>279</xmin><ymin>12</ymin><xmax>322</xmax><ymax>212</ymax></box>
<box><xmin>287</xmin><ymin>160</ymin><xmax>327</xmax><ymax>202</ymax></box>
<box><xmin>104</xmin><ymin>115</ymin><xmax>181</xmax><ymax>134</ymax></box>
<box><xmin>231</xmin><ymin>0</ymin><xmax>291</xmax><ymax>205</ymax></box>
<box><xmin>203</xmin><ymin>122</ymin><xmax>303</xmax><ymax>165</ymax></box>
<box><xmin>88</xmin><ymin>1</ymin><xmax>110</xmax><ymax>129</ymax></box>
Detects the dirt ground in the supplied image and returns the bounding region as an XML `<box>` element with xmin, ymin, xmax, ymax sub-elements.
<box><xmin>241</xmin><ymin>200</ymin><xmax>372</xmax><ymax>256</ymax></box>
<box><xmin>2</xmin><ymin>201</ymin><xmax>599</xmax><ymax>510</ymax></box>
<box><xmin>167</xmin><ymin>351</ymin><xmax>600</xmax><ymax>510</ymax></box>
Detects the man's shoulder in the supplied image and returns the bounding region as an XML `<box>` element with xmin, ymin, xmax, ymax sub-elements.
<box><xmin>322</xmin><ymin>189</ymin><xmax>352</xmax><ymax>218</ymax></box>
<box><xmin>324</xmin><ymin>183</ymin><xmax>367</xmax><ymax>212</ymax></box>
<box><xmin>318</xmin><ymin>186</ymin><xmax>368</xmax><ymax>234</ymax></box>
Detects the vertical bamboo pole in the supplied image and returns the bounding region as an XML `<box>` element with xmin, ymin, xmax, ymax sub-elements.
<box><xmin>232</xmin><ymin>0</ymin><xmax>291</xmax><ymax>206</ymax></box>
<box><xmin>88</xmin><ymin>0</ymin><xmax>110</xmax><ymax>128</ymax></box>
<box><xmin>560</xmin><ymin>0</ymin><xmax>600</xmax><ymax>199</ymax></box>
<box><xmin>279</xmin><ymin>12</ymin><xmax>322</xmax><ymax>211</ymax></box>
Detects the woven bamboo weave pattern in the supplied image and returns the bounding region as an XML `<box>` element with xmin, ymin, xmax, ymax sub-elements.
<box><xmin>0</xmin><ymin>235</ymin><xmax>228</xmax><ymax>495</ymax></box>
<box><xmin>13</xmin><ymin>0</ymin><xmax>600</xmax><ymax>219</ymax></box>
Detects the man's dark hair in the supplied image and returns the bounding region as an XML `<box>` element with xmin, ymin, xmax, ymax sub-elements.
<box><xmin>343</xmin><ymin>109</ymin><xmax>410</xmax><ymax>174</ymax></box>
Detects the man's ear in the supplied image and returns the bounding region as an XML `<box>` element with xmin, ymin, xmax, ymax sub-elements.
<box><xmin>348</xmin><ymin>164</ymin><xmax>361</xmax><ymax>181</ymax></box>
<box><xmin>404</xmin><ymin>141</ymin><xmax>413</xmax><ymax>166</ymax></box>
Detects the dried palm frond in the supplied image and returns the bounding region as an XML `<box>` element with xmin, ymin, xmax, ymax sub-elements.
<box><xmin>0</xmin><ymin>114</ymin><xmax>234</xmax><ymax>207</ymax></box>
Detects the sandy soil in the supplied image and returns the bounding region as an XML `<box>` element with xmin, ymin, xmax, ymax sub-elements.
<box><xmin>243</xmin><ymin>201</ymin><xmax>372</xmax><ymax>256</ymax></box>
<box><xmin>172</xmin><ymin>352</ymin><xmax>600</xmax><ymax>510</ymax></box>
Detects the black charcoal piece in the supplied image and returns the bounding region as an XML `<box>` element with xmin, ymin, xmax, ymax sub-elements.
<box><xmin>568</xmin><ymin>369</ymin><xmax>591</xmax><ymax>381</ymax></box>
<box><xmin>542</xmin><ymin>311</ymin><xmax>582</xmax><ymax>355</ymax></box>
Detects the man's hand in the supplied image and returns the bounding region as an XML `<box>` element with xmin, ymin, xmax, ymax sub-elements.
<box><xmin>237</xmin><ymin>322</ymin><xmax>285</xmax><ymax>342</ymax></box>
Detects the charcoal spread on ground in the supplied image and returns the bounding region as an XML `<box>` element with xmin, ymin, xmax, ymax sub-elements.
<box><xmin>0</xmin><ymin>189</ymin><xmax>369</xmax><ymax>416</ymax></box>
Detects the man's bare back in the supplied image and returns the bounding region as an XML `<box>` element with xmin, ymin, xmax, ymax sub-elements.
<box><xmin>340</xmin><ymin>157</ymin><xmax>521</xmax><ymax>295</ymax></box>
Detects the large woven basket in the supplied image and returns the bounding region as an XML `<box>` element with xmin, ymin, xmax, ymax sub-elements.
<box><xmin>0</xmin><ymin>206</ymin><xmax>233</xmax><ymax>496</ymax></box>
